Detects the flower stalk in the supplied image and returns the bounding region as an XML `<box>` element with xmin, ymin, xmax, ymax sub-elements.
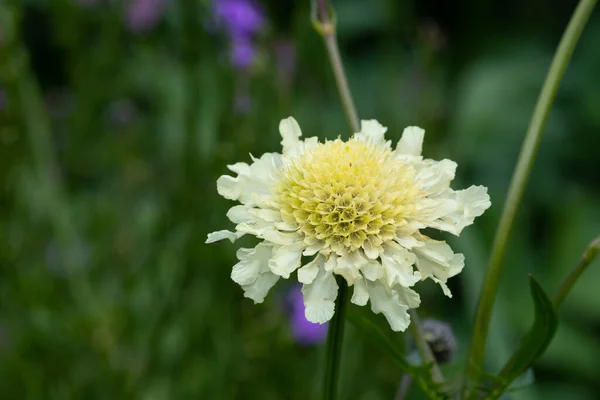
<box><xmin>466</xmin><ymin>0</ymin><xmax>597</xmax><ymax>387</ymax></box>
<box><xmin>322</xmin><ymin>277</ymin><xmax>349</xmax><ymax>400</ymax></box>
<box><xmin>312</xmin><ymin>0</ymin><xmax>360</xmax><ymax>134</ymax></box>
<box><xmin>408</xmin><ymin>310</ymin><xmax>444</xmax><ymax>383</ymax></box>
<box><xmin>553</xmin><ymin>236</ymin><xmax>600</xmax><ymax>308</ymax></box>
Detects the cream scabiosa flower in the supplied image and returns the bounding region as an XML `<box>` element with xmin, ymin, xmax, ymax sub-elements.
<box><xmin>206</xmin><ymin>117</ymin><xmax>490</xmax><ymax>331</ymax></box>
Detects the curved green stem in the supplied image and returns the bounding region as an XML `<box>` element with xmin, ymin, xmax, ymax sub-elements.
<box><xmin>322</xmin><ymin>278</ymin><xmax>349</xmax><ymax>400</ymax></box>
<box><xmin>408</xmin><ymin>310</ymin><xmax>444</xmax><ymax>383</ymax></box>
<box><xmin>312</xmin><ymin>0</ymin><xmax>360</xmax><ymax>134</ymax></box>
<box><xmin>465</xmin><ymin>0</ymin><xmax>597</xmax><ymax>388</ymax></box>
<box><xmin>553</xmin><ymin>236</ymin><xmax>600</xmax><ymax>308</ymax></box>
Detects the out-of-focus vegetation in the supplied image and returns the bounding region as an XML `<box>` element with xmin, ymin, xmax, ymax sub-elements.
<box><xmin>0</xmin><ymin>0</ymin><xmax>599</xmax><ymax>399</ymax></box>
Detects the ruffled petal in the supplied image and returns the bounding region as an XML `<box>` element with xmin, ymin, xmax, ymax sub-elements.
<box><xmin>302</xmin><ymin>266</ymin><xmax>338</xmax><ymax>324</ymax></box>
<box><xmin>229</xmin><ymin>242</ymin><xmax>280</xmax><ymax>303</ymax></box>
<box><xmin>412</xmin><ymin>237</ymin><xmax>465</xmax><ymax>296</ymax></box>
<box><xmin>355</xmin><ymin>120</ymin><xmax>389</xmax><ymax>146</ymax></box>
<box><xmin>380</xmin><ymin>242</ymin><xmax>420</xmax><ymax>287</ymax></box>
<box><xmin>269</xmin><ymin>242</ymin><xmax>305</xmax><ymax>278</ymax></box>
<box><xmin>427</xmin><ymin>186</ymin><xmax>491</xmax><ymax>235</ymax></box>
<box><xmin>366</xmin><ymin>280</ymin><xmax>411</xmax><ymax>332</ymax></box>
<box><xmin>298</xmin><ymin>255</ymin><xmax>323</xmax><ymax>284</ymax></box>
<box><xmin>394</xmin><ymin>284</ymin><xmax>421</xmax><ymax>308</ymax></box>
<box><xmin>351</xmin><ymin>277</ymin><xmax>369</xmax><ymax>306</ymax></box>
<box><xmin>415</xmin><ymin>159</ymin><xmax>457</xmax><ymax>196</ymax></box>
<box><xmin>241</xmin><ymin>272</ymin><xmax>280</xmax><ymax>303</ymax></box>
<box><xmin>231</xmin><ymin>243</ymin><xmax>272</xmax><ymax>286</ymax></box>
<box><xmin>205</xmin><ymin>229</ymin><xmax>244</xmax><ymax>243</ymax></box>
<box><xmin>279</xmin><ymin>117</ymin><xmax>303</xmax><ymax>155</ymax></box>
<box><xmin>395</xmin><ymin>126</ymin><xmax>425</xmax><ymax>156</ymax></box>
<box><xmin>216</xmin><ymin>153</ymin><xmax>282</xmax><ymax>206</ymax></box>
<box><xmin>335</xmin><ymin>251</ymin><xmax>365</xmax><ymax>285</ymax></box>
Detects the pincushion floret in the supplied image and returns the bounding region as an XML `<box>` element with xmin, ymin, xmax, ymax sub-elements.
<box><xmin>206</xmin><ymin>117</ymin><xmax>491</xmax><ymax>331</ymax></box>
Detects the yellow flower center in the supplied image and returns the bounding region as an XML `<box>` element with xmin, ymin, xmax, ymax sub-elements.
<box><xmin>277</xmin><ymin>138</ymin><xmax>420</xmax><ymax>254</ymax></box>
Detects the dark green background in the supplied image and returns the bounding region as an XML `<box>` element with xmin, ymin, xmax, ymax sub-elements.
<box><xmin>1</xmin><ymin>0</ymin><xmax>599</xmax><ymax>398</ymax></box>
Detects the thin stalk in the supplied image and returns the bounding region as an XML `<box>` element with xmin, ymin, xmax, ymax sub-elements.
<box><xmin>465</xmin><ymin>0</ymin><xmax>597</xmax><ymax>388</ymax></box>
<box><xmin>409</xmin><ymin>310</ymin><xmax>444</xmax><ymax>383</ymax></box>
<box><xmin>553</xmin><ymin>236</ymin><xmax>600</xmax><ymax>308</ymax></box>
<box><xmin>313</xmin><ymin>0</ymin><xmax>360</xmax><ymax>133</ymax></box>
<box><xmin>322</xmin><ymin>278</ymin><xmax>349</xmax><ymax>400</ymax></box>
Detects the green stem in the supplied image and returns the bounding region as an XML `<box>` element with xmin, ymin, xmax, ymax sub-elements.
<box><xmin>313</xmin><ymin>1</ymin><xmax>360</xmax><ymax>134</ymax></box>
<box><xmin>465</xmin><ymin>0</ymin><xmax>597</xmax><ymax>388</ymax></box>
<box><xmin>553</xmin><ymin>236</ymin><xmax>600</xmax><ymax>308</ymax></box>
<box><xmin>322</xmin><ymin>278</ymin><xmax>349</xmax><ymax>400</ymax></box>
<box><xmin>408</xmin><ymin>310</ymin><xmax>444</xmax><ymax>383</ymax></box>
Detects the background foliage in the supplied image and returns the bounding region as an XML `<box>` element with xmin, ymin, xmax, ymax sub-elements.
<box><xmin>1</xmin><ymin>0</ymin><xmax>599</xmax><ymax>399</ymax></box>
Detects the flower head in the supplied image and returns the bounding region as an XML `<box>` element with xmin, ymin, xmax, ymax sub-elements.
<box><xmin>207</xmin><ymin>117</ymin><xmax>490</xmax><ymax>331</ymax></box>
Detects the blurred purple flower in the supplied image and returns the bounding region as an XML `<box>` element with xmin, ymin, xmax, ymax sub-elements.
<box><xmin>287</xmin><ymin>285</ymin><xmax>328</xmax><ymax>346</ymax></box>
<box><xmin>213</xmin><ymin>0</ymin><xmax>264</xmax><ymax>37</ymax></box>
<box><xmin>126</xmin><ymin>0</ymin><xmax>169</xmax><ymax>34</ymax></box>
<box><xmin>230</xmin><ymin>38</ymin><xmax>257</xmax><ymax>69</ymax></box>
<box><xmin>212</xmin><ymin>0</ymin><xmax>264</xmax><ymax>69</ymax></box>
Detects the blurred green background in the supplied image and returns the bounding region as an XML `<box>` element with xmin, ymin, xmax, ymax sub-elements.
<box><xmin>1</xmin><ymin>0</ymin><xmax>599</xmax><ymax>399</ymax></box>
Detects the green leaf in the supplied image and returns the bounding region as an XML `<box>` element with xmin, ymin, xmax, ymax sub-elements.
<box><xmin>347</xmin><ymin>307</ymin><xmax>448</xmax><ymax>399</ymax></box>
<box><xmin>483</xmin><ymin>276</ymin><xmax>558</xmax><ymax>399</ymax></box>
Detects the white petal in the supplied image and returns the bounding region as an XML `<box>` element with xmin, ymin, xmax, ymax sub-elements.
<box><xmin>394</xmin><ymin>285</ymin><xmax>421</xmax><ymax>308</ymax></box>
<box><xmin>268</xmin><ymin>242</ymin><xmax>305</xmax><ymax>279</ymax></box>
<box><xmin>351</xmin><ymin>278</ymin><xmax>369</xmax><ymax>306</ymax></box>
<box><xmin>366</xmin><ymin>280</ymin><xmax>411</xmax><ymax>332</ymax></box>
<box><xmin>380</xmin><ymin>243</ymin><xmax>420</xmax><ymax>287</ymax></box>
<box><xmin>302</xmin><ymin>241</ymin><xmax>325</xmax><ymax>256</ymax></box>
<box><xmin>396</xmin><ymin>126</ymin><xmax>425</xmax><ymax>156</ymax></box>
<box><xmin>297</xmin><ymin>255</ymin><xmax>323</xmax><ymax>284</ymax></box>
<box><xmin>394</xmin><ymin>235</ymin><xmax>421</xmax><ymax>249</ymax></box>
<box><xmin>361</xmin><ymin>255</ymin><xmax>384</xmax><ymax>281</ymax></box>
<box><xmin>355</xmin><ymin>120</ymin><xmax>388</xmax><ymax>145</ymax></box>
<box><xmin>205</xmin><ymin>229</ymin><xmax>244</xmax><ymax>243</ymax></box>
<box><xmin>415</xmin><ymin>159</ymin><xmax>457</xmax><ymax>196</ymax></box>
<box><xmin>424</xmin><ymin>186</ymin><xmax>491</xmax><ymax>236</ymax></box>
<box><xmin>323</xmin><ymin>254</ymin><xmax>337</xmax><ymax>272</ymax></box>
<box><xmin>226</xmin><ymin>205</ymin><xmax>254</xmax><ymax>224</ymax></box>
<box><xmin>302</xmin><ymin>266</ymin><xmax>338</xmax><ymax>324</ymax></box>
<box><xmin>241</xmin><ymin>272</ymin><xmax>279</xmax><ymax>303</ymax></box>
<box><xmin>216</xmin><ymin>153</ymin><xmax>282</xmax><ymax>206</ymax></box>
<box><xmin>363</xmin><ymin>239</ymin><xmax>381</xmax><ymax>260</ymax></box>
<box><xmin>334</xmin><ymin>252</ymin><xmax>363</xmax><ymax>285</ymax></box>
<box><xmin>413</xmin><ymin>237</ymin><xmax>464</xmax><ymax>295</ymax></box>
<box><xmin>262</xmin><ymin>230</ymin><xmax>301</xmax><ymax>246</ymax></box>
<box><xmin>248</xmin><ymin>208</ymin><xmax>282</xmax><ymax>222</ymax></box>
<box><xmin>216</xmin><ymin>175</ymin><xmax>241</xmax><ymax>201</ymax></box>
<box><xmin>279</xmin><ymin>117</ymin><xmax>303</xmax><ymax>155</ymax></box>
<box><xmin>231</xmin><ymin>243</ymin><xmax>272</xmax><ymax>286</ymax></box>
<box><xmin>227</xmin><ymin>162</ymin><xmax>250</xmax><ymax>175</ymax></box>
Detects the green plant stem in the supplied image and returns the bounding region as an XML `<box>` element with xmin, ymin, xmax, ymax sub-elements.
<box><xmin>553</xmin><ymin>236</ymin><xmax>600</xmax><ymax>308</ymax></box>
<box><xmin>313</xmin><ymin>1</ymin><xmax>360</xmax><ymax>134</ymax></box>
<box><xmin>322</xmin><ymin>278</ymin><xmax>349</xmax><ymax>400</ymax></box>
<box><xmin>465</xmin><ymin>0</ymin><xmax>597</xmax><ymax>388</ymax></box>
<box><xmin>408</xmin><ymin>310</ymin><xmax>444</xmax><ymax>383</ymax></box>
